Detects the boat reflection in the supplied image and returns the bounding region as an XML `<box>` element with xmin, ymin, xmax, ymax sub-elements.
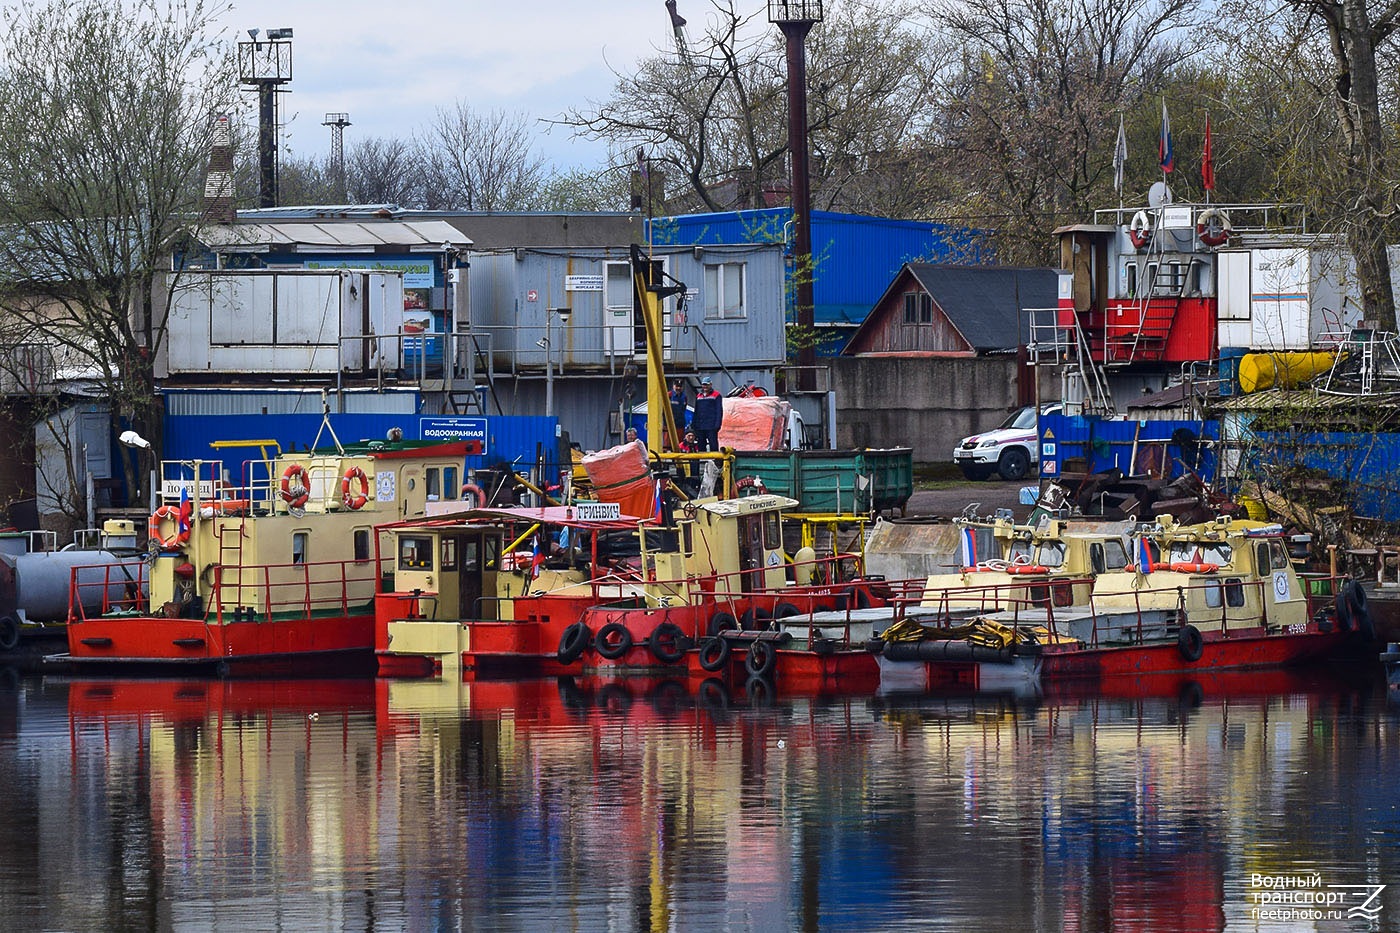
<box><xmin>30</xmin><ymin>666</ymin><xmax>1392</xmax><ymax>931</ymax></box>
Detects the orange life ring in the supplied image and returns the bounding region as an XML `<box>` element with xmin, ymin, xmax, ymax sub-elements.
<box><xmin>1127</xmin><ymin>210</ymin><xmax>1153</xmax><ymax>250</ymax></box>
<box><xmin>148</xmin><ymin>505</ymin><xmax>189</xmax><ymax>548</ymax></box>
<box><xmin>461</xmin><ymin>482</ymin><xmax>487</xmax><ymax>508</ymax></box>
<box><xmin>341</xmin><ymin>466</ymin><xmax>370</xmax><ymax>510</ymax></box>
<box><xmin>1196</xmin><ymin>208</ymin><xmax>1232</xmax><ymax>248</ymax></box>
<box><xmin>735</xmin><ymin>476</ymin><xmax>766</xmax><ymax>496</ymax></box>
<box><xmin>280</xmin><ymin>463</ymin><xmax>310</xmax><ymax>508</ymax></box>
<box><xmin>1006</xmin><ymin>564</ymin><xmax>1049</xmax><ymax>575</ymax></box>
<box><xmin>1168</xmin><ymin>561</ymin><xmax>1219</xmax><ymax>574</ymax></box>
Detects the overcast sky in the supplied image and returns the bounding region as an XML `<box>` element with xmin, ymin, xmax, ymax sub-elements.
<box><xmin>216</xmin><ymin>0</ymin><xmax>741</xmax><ymax>170</ymax></box>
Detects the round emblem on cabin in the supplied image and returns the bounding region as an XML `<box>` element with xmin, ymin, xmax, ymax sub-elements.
<box><xmin>1273</xmin><ymin>572</ymin><xmax>1289</xmax><ymax>600</ymax></box>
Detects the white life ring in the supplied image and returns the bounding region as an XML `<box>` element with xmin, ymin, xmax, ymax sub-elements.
<box><xmin>1196</xmin><ymin>207</ymin><xmax>1233</xmax><ymax>248</ymax></box>
<box><xmin>1127</xmin><ymin>210</ymin><xmax>1153</xmax><ymax>250</ymax></box>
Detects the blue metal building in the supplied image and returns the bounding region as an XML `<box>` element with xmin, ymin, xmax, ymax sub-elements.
<box><xmin>649</xmin><ymin>209</ymin><xmax>985</xmax><ymax>351</ymax></box>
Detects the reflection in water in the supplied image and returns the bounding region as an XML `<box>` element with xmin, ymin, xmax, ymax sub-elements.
<box><xmin>0</xmin><ymin>668</ymin><xmax>1395</xmax><ymax>930</ymax></box>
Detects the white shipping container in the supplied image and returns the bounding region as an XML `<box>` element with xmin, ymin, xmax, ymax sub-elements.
<box><xmin>165</xmin><ymin>270</ymin><xmax>405</xmax><ymax>375</ymax></box>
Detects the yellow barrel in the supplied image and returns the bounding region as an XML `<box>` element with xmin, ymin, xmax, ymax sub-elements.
<box><xmin>1237</xmin><ymin>351</ymin><xmax>1336</xmax><ymax>393</ymax></box>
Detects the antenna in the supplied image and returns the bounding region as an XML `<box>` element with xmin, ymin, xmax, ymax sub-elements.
<box><xmin>1148</xmin><ymin>181</ymin><xmax>1173</xmax><ymax>208</ymax></box>
<box><xmin>323</xmin><ymin>112</ymin><xmax>351</xmax><ymax>202</ymax></box>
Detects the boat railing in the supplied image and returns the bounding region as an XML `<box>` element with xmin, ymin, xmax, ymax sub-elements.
<box><xmin>68</xmin><ymin>554</ymin><xmax>383</xmax><ymax>623</ymax></box>
<box><xmin>67</xmin><ymin>560</ymin><xmax>151</xmax><ymax>622</ymax></box>
<box><xmin>211</xmin><ymin>556</ymin><xmax>384</xmax><ymax>621</ymax></box>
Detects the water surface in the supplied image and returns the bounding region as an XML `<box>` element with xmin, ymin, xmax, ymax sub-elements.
<box><xmin>0</xmin><ymin>668</ymin><xmax>1395</xmax><ymax>931</ymax></box>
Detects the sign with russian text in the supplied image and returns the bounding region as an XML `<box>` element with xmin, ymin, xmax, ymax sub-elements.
<box><xmin>574</xmin><ymin>501</ymin><xmax>621</xmax><ymax>521</ymax></box>
<box><xmin>420</xmin><ymin>416</ymin><xmax>487</xmax><ymax>446</ymax></box>
<box><xmin>565</xmin><ymin>274</ymin><xmax>604</xmax><ymax>292</ymax></box>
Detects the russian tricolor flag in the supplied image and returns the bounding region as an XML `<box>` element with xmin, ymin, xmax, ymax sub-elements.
<box><xmin>178</xmin><ymin>484</ymin><xmax>192</xmax><ymax>537</ymax></box>
<box><xmin>530</xmin><ymin>534</ymin><xmax>545</xmax><ymax>573</ymax></box>
<box><xmin>1137</xmin><ymin>536</ymin><xmax>1154</xmax><ymax>573</ymax></box>
<box><xmin>959</xmin><ymin>526</ymin><xmax>977</xmax><ymax>569</ymax></box>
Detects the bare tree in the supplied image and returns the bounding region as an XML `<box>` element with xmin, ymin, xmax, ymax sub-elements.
<box><xmin>0</xmin><ymin>0</ymin><xmax>237</xmax><ymax>517</ymax></box>
<box><xmin>1276</xmin><ymin>0</ymin><xmax>1398</xmax><ymax>330</ymax></box>
<box><xmin>345</xmin><ymin>136</ymin><xmax>425</xmax><ymax>206</ymax></box>
<box><xmin>419</xmin><ymin>104</ymin><xmax>546</xmax><ymax>210</ymax></box>
<box><xmin>555</xmin><ymin>0</ymin><xmax>941</xmax><ymax>216</ymax></box>
<box><xmin>922</xmin><ymin>0</ymin><xmax>1201</xmax><ymax>264</ymax></box>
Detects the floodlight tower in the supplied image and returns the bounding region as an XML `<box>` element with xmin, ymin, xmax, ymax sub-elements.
<box><xmin>238</xmin><ymin>27</ymin><xmax>294</xmax><ymax>208</ymax></box>
<box><xmin>323</xmin><ymin>112</ymin><xmax>351</xmax><ymax>202</ymax></box>
<box><xmin>768</xmin><ymin>0</ymin><xmax>822</xmax><ymax>390</ymax></box>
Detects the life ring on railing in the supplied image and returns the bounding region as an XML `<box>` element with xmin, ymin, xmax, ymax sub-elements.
<box><xmin>461</xmin><ymin>482</ymin><xmax>487</xmax><ymax>509</ymax></box>
<box><xmin>340</xmin><ymin>466</ymin><xmax>370</xmax><ymax>510</ymax></box>
<box><xmin>735</xmin><ymin>476</ymin><xmax>766</xmax><ymax>497</ymax></box>
<box><xmin>148</xmin><ymin>505</ymin><xmax>189</xmax><ymax>549</ymax></box>
<box><xmin>279</xmin><ymin>463</ymin><xmax>310</xmax><ymax>508</ymax></box>
<box><xmin>1006</xmin><ymin>564</ymin><xmax>1049</xmax><ymax>575</ymax></box>
<box><xmin>1127</xmin><ymin>210</ymin><xmax>1154</xmax><ymax>250</ymax></box>
<box><xmin>1168</xmin><ymin>561</ymin><xmax>1219</xmax><ymax>574</ymax></box>
<box><xmin>1196</xmin><ymin>207</ymin><xmax>1233</xmax><ymax>248</ymax></box>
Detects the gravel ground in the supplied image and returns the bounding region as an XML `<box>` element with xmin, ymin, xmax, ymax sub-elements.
<box><xmin>902</xmin><ymin>478</ymin><xmax>1038</xmax><ymax>521</ymax></box>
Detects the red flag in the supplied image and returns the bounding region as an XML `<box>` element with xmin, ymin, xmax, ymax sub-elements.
<box><xmin>1201</xmin><ymin>115</ymin><xmax>1215</xmax><ymax>191</ymax></box>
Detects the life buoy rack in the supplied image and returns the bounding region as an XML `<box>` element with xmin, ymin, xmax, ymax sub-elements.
<box><xmin>279</xmin><ymin>463</ymin><xmax>310</xmax><ymax>508</ymax></box>
<box><xmin>148</xmin><ymin>505</ymin><xmax>190</xmax><ymax>549</ymax></box>
<box><xmin>1127</xmin><ymin>210</ymin><xmax>1153</xmax><ymax>250</ymax></box>
<box><xmin>461</xmin><ymin>482</ymin><xmax>487</xmax><ymax>509</ymax></box>
<box><xmin>1196</xmin><ymin>207</ymin><xmax>1233</xmax><ymax>248</ymax></box>
<box><xmin>340</xmin><ymin>466</ymin><xmax>370</xmax><ymax>510</ymax></box>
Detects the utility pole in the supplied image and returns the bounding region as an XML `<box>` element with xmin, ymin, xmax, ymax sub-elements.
<box><xmin>768</xmin><ymin>1</ymin><xmax>822</xmax><ymax>391</ymax></box>
<box><xmin>237</xmin><ymin>28</ymin><xmax>294</xmax><ymax>209</ymax></box>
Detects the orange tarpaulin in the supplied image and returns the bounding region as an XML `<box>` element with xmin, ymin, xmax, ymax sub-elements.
<box><xmin>718</xmin><ymin>397</ymin><xmax>791</xmax><ymax>451</ymax></box>
<box><xmin>581</xmin><ymin>440</ymin><xmax>655</xmax><ymax>518</ymax></box>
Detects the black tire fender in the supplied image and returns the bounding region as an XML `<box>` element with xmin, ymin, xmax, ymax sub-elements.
<box><xmin>648</xmin><ymin>622</ymin><xmax>688</xmax><ymax>664</ymax></box>
<box><xmin>1346</xmin><ymin>581</ymin><xmax>1374</xmax><ymax>639</ymax></box>
<box><xmin>708</xmin><ymin>611</ymin><xmax>739</xmax><ymax>637</ymax></box>
<box><xmin>1178</xmin><ymin>624</ymin><xmax>1204</xmax><ymax>663</ymax></box>
<box><xmin>740</xmin><ymin>606</ymin><xmax>772</xmax><ymax>630</ymax></box>
<box><xmin>0</xmin><ymin>614</ymin><xmax>18</xmax><ymax>652</ymax></box>
<box><xmin>773</xmin><ymin>602</ymin><xmax>802</xmax><ymax>619</ymax></box>
<box><xmin>698</xmin><ymin>636</ymin><xmax>731</xmax><ymax>672</ymax></box>
<box><xmin>594</xmin><ymin>622</ymin><xmax>633</xmax><ymax>660</ymax></box>
<box><xmin>557</xmin><ymin>621</ymin><xmax>591</xmax><ymax>665</ymax></box>
<box><xmin>745</xmin><ymin>639</ymin><xmax>778</xmax><ymax>678</ymax></box>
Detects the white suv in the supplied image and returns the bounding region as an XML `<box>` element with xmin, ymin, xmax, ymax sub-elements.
<box><xmin>953</xmin><ymin>404</ymin><xmax>1060</xmax><ymax>481</ymax></box>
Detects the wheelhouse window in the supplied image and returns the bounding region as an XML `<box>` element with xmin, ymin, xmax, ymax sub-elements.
<box><xmin>398</xmin><ymin>535</ymin><xmax>433</xmax><ymax>570</ymax></box>
<box><xmin>353</xmin><ymin>529</ymin><xmax>371</xmax><ymax>563</ymax></box>
<box><xmin>704</xmin><ymin>262</ymin><xmax>746</xmax><ymax>320</ymax></box>
<box><xmin>763</xmin><ymin>513</ymin><xmax>782</xmax><ymax>550</ymax></box>
<box><xmin>292</xmin><ymin>531</ymin><xmax>308</xmax><ymax>565</ymax></box>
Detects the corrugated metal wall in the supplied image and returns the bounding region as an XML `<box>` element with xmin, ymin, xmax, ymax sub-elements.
<box><xmin>165</xmin><ymin>388</ymin><xmax>420</xmax><ymax>417</ymax></box>
<box><xmin>468</xmin><ymin>244</ymin><xmax>786</xmax><ymax>371</ymax></box>
<box><xmin>1039</xmin><ymin>413</ymin><xmax>1219</xmax><ymax>481</ymax></box>
<box><xmin>1248</xmin><ymin>430</ymin><xmax>1400</xmax><ymax>522</ymax></box>
<box><xmin>651</xmin><ymin>209</ymin><xmax>980</xmax><ymax>326</ymax></box>
<box><xmin>162</xmin><ymin>412</ymin><xmax>561</xmax><ymax>489</ymax></box>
